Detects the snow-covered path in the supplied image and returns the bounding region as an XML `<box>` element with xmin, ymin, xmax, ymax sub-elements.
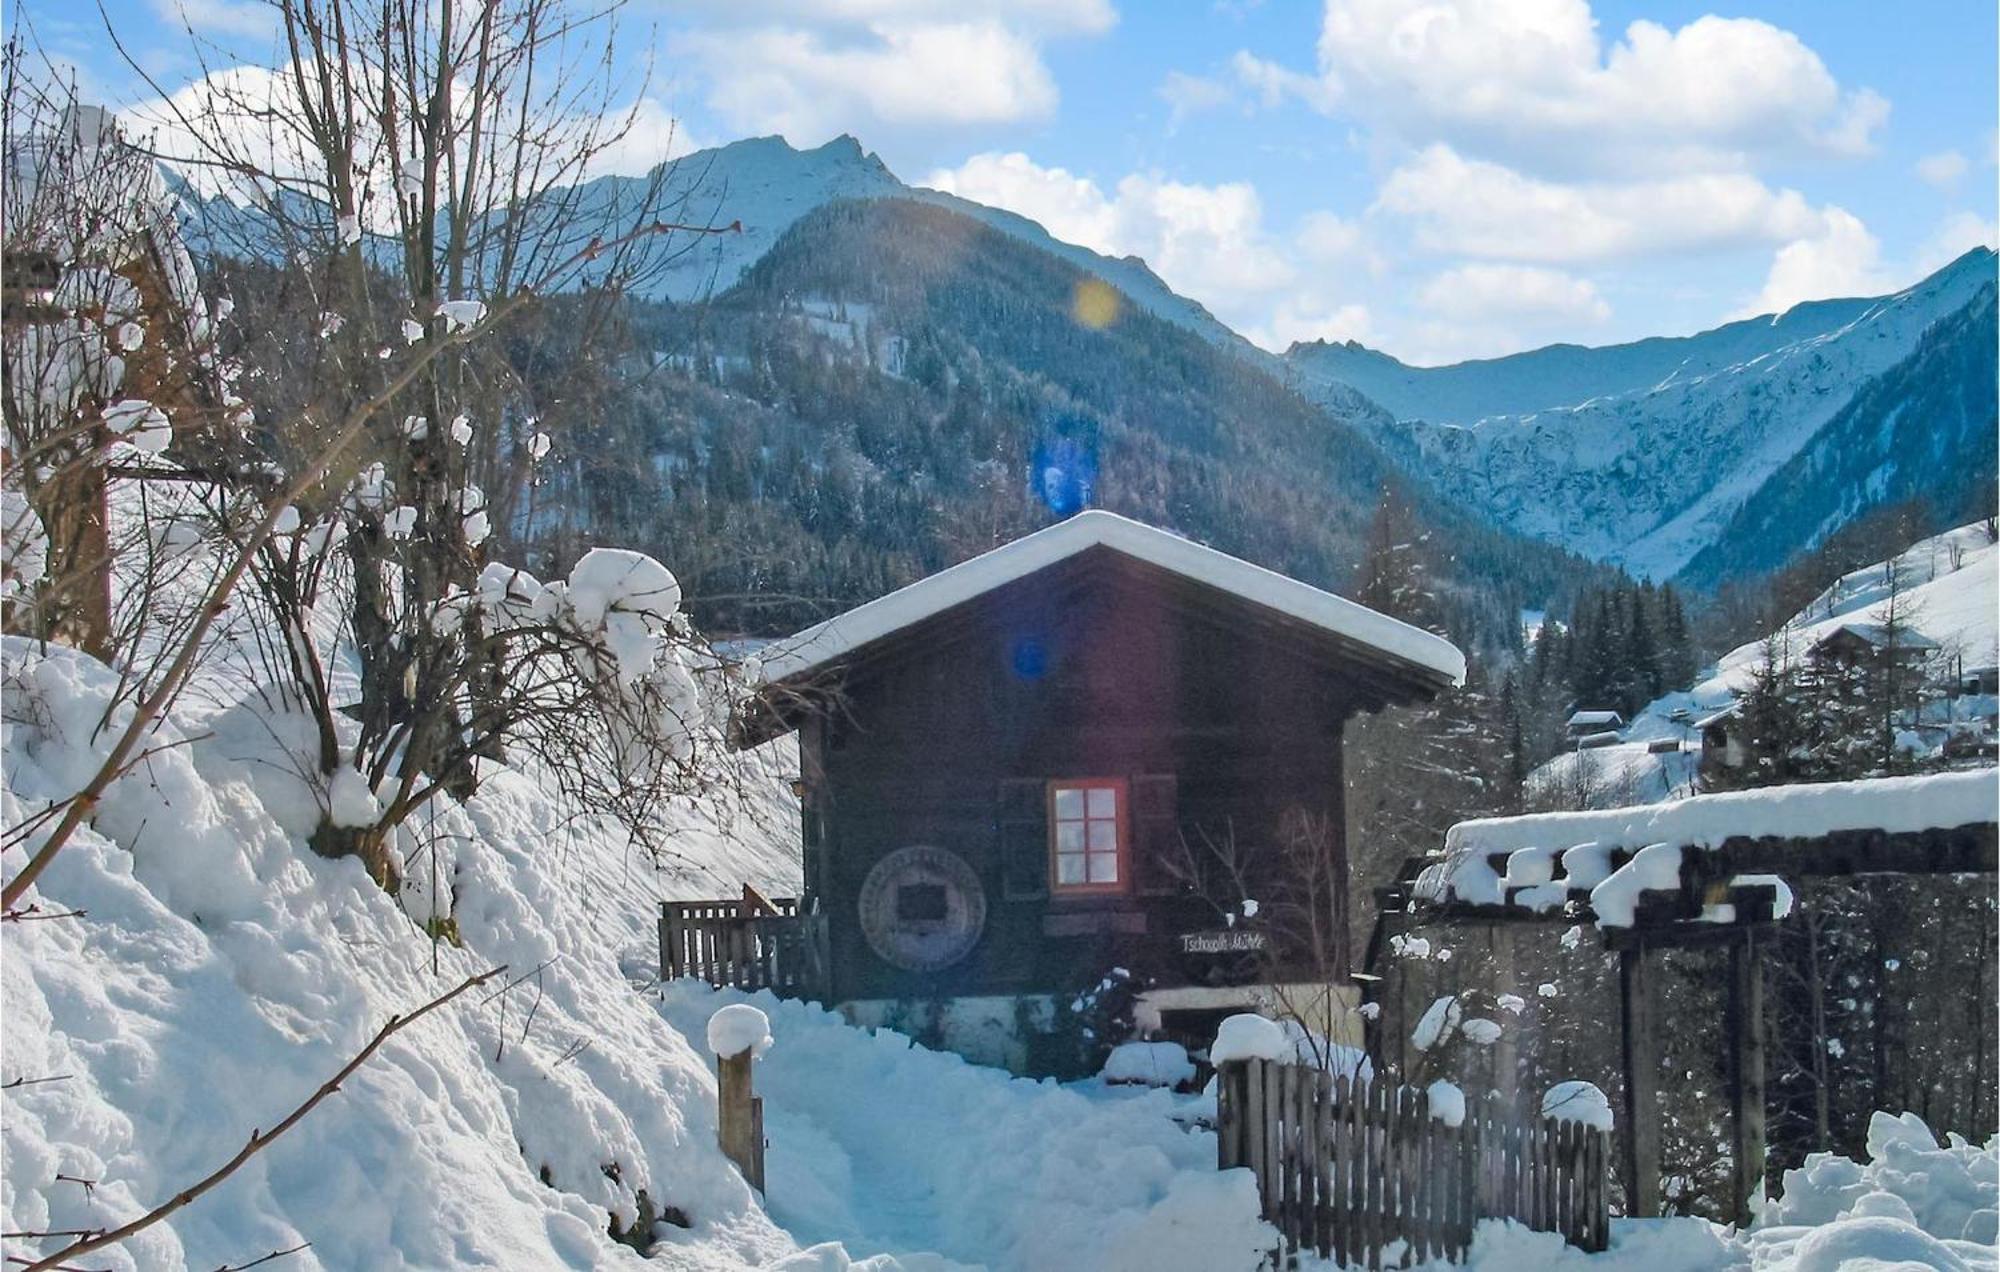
<box><xmin>655</xmin><ymin>984</ymin><xmax>1273</xmax><ymax>1272</ymax></box>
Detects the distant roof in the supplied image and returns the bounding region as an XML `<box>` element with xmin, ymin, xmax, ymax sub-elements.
<box><xmin>1567</xmin><ymin>710</ymin><xmax>1624</xmax><ymax>727</ymax></box>
<box><xmin>1694</xmin><ymin>702</ymin><xmax>1742</xmax><ymax>730</ymax></box>
<box><xmin>756</xmin><ymin>510</ymin><xmax>1467</xmax><ymax>688</ymax></box>
<box><xmin>1816</xmin><ymin>622</ymin><xmax>1940</xmax><ymax>652</ymax></box>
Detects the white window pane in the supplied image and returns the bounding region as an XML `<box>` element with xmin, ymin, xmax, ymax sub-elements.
<box><xmin>1086</xmin><ymin>787</ymin><xmax>1116</xmax><ymax>818</ymax></box>
<box><xmin>1057</xmin><ymin>853</ymin><xmax>1087</xmax><ymax>885</ymax></box>
<box><xmin>1088</xmin><ymin>820</ymin><xmax>1118</xmax><ymax>851</ymax></box>
<box><xmin>1088</xmin><ymin>852</ymin><xmax>1119</xmax><ymax>883</ymax></box>
<box><xmin>1053</xmin><ymin>788</ymin><xmax>1084</xmax><ymax>819</ymax></box>
<box><xmin>1056</xmin><ymin>822</ymin><xmax>1085</xmax><ymax>852</ymax></box>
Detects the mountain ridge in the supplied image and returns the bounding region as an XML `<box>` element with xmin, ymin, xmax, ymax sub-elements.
<box><xmin>1284</xmin><ymin>248</ymin><xmax>1997</xmax><ymax>581</ymax></box>
<box><xmin>160</xmin><ymin>120</ymin><xmax>1996</xmax><ymax>593</ymax></box>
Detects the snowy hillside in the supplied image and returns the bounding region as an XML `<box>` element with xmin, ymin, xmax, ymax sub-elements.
<box><xmin>1288</xmin><ymin>250</ymin><xmax>1996</xmax><ymax>580</ymax></box>
<box><xmin>1531</xmin><ymin>520</ymin><xmax>1999</xmax><ymax>808</ymax></box>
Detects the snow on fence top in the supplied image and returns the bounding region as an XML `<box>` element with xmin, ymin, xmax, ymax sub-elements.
<box><xmin>756</xmin><ymin>510</ymin><xmax>1466</xmax><ymax>687</ymax></box>
<box><xmin>1417</xmin><ymin>769</ymin><xmax>2000</xmax><ymax>926</ymax></box>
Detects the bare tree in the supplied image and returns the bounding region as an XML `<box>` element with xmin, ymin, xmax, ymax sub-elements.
<box><xmin>88</xmin><ymin>0</ymin><xmax>741</xmax><ymax>882</ymax></box>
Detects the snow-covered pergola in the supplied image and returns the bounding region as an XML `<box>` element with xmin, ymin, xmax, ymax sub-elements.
<box><xmin>1375</xmin><ymin>769</ymin><xmax>1999</xmax><ymax>1225</ymax></box>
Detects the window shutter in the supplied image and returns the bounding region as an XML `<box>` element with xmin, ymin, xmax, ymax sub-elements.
<box><xmin>1131</xmin><ymin>773</ymin><xmax>1181</xmax><ymax>897</ymax></box>
<box><xmin>997</xmin><ymin>778</ymin><xmax>1048</xmax><ymax>900</ymax></box>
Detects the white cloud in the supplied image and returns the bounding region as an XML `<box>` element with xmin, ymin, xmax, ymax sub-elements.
<box><xmin>147</xmin><ymin>0</ymin><xmax>274</xmax><ymax>40</ymax></box>
<box><xmin>926</xmin><ymin>150</ymin><xmax>1374</xmax><ymax>351</ymax></box>
<box><xmin>1417</xmin><ymin>264</ymin><xmax>1609</xmax><ymax>325</ymax></box>
<box><xmin>1402</xmin><ymin>263</ymin><xmax>1610</xmax><ymax>362</ymax></box>
<box><xmin>1913</xmin><ymin>211</ymin><xmax>1998</xmax><ymax>276</ymax></box>
<box><xmin>675</xmin><ymin>2</ymin><xmax>1115</xmax><ymax>142</ymax></box>
<box><xmin>1375</xmin><ymin>144</ymin><xmax>1828</xmax><ymax>264</ymax></box>
<box><xmin>1229</xmin><ymin>49</ymin><xmax>1339</xmax><ymax>115</ymax></box>
<box><xmin>1916</xmin><ymin>150</ymin><xmax>1969</xmax><ymax>192</ymax></box>
<box><xmin>1230</xmin><ymin>0</ymin><xmax>1886</xmax><ymax>176</ymax></box>
<box><xmin>1741</xmin><ymin>208</ymin><xmax>1891</xmax><ymax>318</ymax></box>
<box><xmin>1158</xmin><ymin>71</ymin><xmax>1231</xmax><ymax>131</ymax></box>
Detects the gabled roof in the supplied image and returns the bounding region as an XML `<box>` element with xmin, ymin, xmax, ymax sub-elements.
<box><xmin>756</xmin><ymin>510</ymin><xmax>1466</xmax><ymax>688</ymax></box>
<box><xmin>1815</xmin><ymin>622</ymin><xmax>1940</xmax><ymax>652</ymax></box>
<box><xmin>1694</xmin><ymin>701</ymin><xmax>1742</xmax><ymax>731</ymax></box>
<box><xmin>1567</xmin><ymin>709</ymin><xmax>1624</xmax><ymax>727</ymax></box>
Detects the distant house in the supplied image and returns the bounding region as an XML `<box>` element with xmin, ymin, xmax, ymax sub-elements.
<box><xmin>731</xmin><ymin>510</ymin><xmax>1464</xmax><ymax>1074</ymax></box>
<box><xmin>1566</xmin><ymin>709</ymin><xmax>1624</xmax><ymax>738</ymax></box>
<box><xmin>1957</xmin><ymin>663</ymin><xmax>1999</xmax><ymax>697</ymax></box>
<box><xmin>1575</xmin><ymin>730</ymin><xmax>1623</xmax><ymax>750</ymax></box>
<box><xmin>1697</xmin><ymin>702</ymin><xmax>1746</xmax><ymax>777</ymax></box>
<box><xmin>1808</xmin><ymin>622</ymin><xmax>1939</xmax><ymax>669</ymax></box>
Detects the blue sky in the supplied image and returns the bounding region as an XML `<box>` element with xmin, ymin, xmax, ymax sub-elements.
<box><xmin>28</xmin><ymin>0</ymin><xmax>1998</xmax><ymax>363</ymax></box>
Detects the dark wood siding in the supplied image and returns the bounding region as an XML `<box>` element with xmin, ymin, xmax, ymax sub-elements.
<box><xmin>804</xmin><ymin>549</ymin><xmax>1376</xmax><ymax>1004</ymax></box>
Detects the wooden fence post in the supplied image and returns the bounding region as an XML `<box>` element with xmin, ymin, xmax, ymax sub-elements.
<box><xmin>717</xmin><ymin>1050</ymin><xmax>764</xmax><ymax>1193</ymax></box>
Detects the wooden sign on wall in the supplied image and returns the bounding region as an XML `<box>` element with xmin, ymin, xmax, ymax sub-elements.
<box><xmin>1179</xmin><ymin>929</ymin><xmax>1267</xmax><ymax>955</ymax></box>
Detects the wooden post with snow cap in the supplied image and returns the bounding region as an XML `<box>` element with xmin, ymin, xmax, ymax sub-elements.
<box><xmin>708</xmin><ymin>1004</ymin><xmax>770</xmax><ymax>1193</ymax></box>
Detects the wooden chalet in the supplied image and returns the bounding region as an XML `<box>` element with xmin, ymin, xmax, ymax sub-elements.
<box><xmin>1807</xmin><ymin>621</ymin><xmax>1940</xmax><ymax>669</ymax></box>
<box><xmin>1565</xmin><ymin>709</ymin><xmax>1624</xmax><ymax>738</ymax></box>
<box><xmin>720</xmin><ymin>510</ymin><xmax>1464</xmax><ymax>1073</ymax></box>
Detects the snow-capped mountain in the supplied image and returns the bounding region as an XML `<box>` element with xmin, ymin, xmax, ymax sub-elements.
<box><xmin>161</xmin><ymin>116</ymin><xmax>1993</xmax><ymax>592</ymax></box>
<box><xmin>640</xmin><ymin>134</ymin><xmax>1260</xmax><ymax>358</ymax></box>
<box><xmin>1285</xmin><ymin>249</ymin><xmax>1998</xmax><ymax>582</ymax></box>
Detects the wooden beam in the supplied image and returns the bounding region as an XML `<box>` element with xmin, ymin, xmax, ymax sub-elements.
<box><xmin>1728</xmin><ymin>929</ymin><xmax>1769</xmax><ymax>1227</ymax></box>
<box><xmin>1490</xmin><ymin>925</ymin><xmax>1519</xmax><ymax>1108</ymax></box>
<box><xmin>1617</xmin><ymin>943</ymin><xmax>1661</xmax><ymax>1218</ymax></box>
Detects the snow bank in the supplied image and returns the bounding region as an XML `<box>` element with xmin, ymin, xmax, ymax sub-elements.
<box><xmin>1210</xmin><ymin>1013</ymin><xmax>1289</xmax><ymax>1064</ymax></box>
<box><xmin>1</xmin><ymin>634</ymin><xmax>814</xmax><ymax>1270</ymax></box>
<box><xmin>1750</xmin><ymin>1110</ymin><xmax>1997</xmax><ymax>1271</ymax></box>
<box><xmin>709</xmin><ymin>1004</ymin><xmax>774</xmax><ymax>1059</ymax></box>
<box><xmin>1102</xmin><ymin>1041</ymin><xmax>1196</xmax><ymax>1088</ymax></box>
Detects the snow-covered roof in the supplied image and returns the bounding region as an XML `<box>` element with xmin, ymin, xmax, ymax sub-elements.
<box><xmin>1694</xmin><ymin>702</ymin><xmax>1741</xmax><ymax>730</ymax></box>
<box><xmin>1413</xmin><ymin>769</ymin><xmax>2000</xmax><ymax>927</ymax></box>
<box><xmin>755</xmin><ymin>510</ymin><xmax>1467</xmax><ymax>687</ymax></box>
<box><xmin>1567</xmin><ymin>710</ymin><xmax>1624</xmax><ymax>727</ymax></box>
<box><xmin>1816</xmin><ymin>622</ymin><xmax>1941</xmax><ymax>652</ymax></box>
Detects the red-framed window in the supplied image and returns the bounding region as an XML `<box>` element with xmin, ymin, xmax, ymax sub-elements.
<box><xmin>1048</xmin><ymin>778</ymin><xmax>1128</xmax><ymax>894</ymax></box>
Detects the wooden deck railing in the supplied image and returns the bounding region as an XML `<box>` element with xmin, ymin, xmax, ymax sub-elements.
<box><xmin>1217</xmin><ymin>1059</ymin><xmax>1609</xmax><ymax>1266</ymax></box>
<box><xmin>659</xmin><ymin>895</ymin><xmax>827</xmax><ymax>1000</ymax></box>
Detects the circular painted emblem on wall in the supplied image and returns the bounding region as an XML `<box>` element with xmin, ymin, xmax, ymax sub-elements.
<box><xmin>857</xmin><ymin>845</ymin><xmax>988</xmax><ymax>973</ymax></box>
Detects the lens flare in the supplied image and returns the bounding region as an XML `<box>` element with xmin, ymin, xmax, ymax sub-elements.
<box><xmin>1071</xmin><ymin>279</ymin><xmax>1120</xmax><ymax>330</ymax></box>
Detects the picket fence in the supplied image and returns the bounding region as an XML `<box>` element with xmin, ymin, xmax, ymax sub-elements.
<box><xmin>1215</xmin><ymin>1059</ymin><xmax>1610</xmax><ymax>1267</ymax></box>
<box><xmin>658</xmin><ymin>897</ymin><xmax>827</xmax><ymax>999</ymax></box>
